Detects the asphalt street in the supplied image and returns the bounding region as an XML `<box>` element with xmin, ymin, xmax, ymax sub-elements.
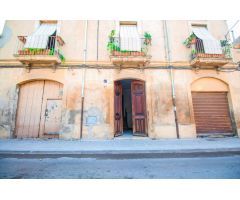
<box><xmin>1</xmin><ymin>155</ymin><xmax>240</xmax><ymax>178</ymax></box>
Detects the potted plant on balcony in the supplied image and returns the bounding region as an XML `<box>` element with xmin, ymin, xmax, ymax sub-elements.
<box><xmin>191</xmin><ymin>49</ymin><xmax>197</xmax><ymax>58</ymax></box>
<box><xmin>119</xmin><ymin>50</ymin><xmax>130</xmax><ymax>56</ymax></box>
<box><xmin>130</xmin><ymin>51</ymin><xmax>145</xmax><ymax>56</ymax></box>
<box><xmin>23</xmin><ymin>48</ymin><xmax>30</xmax><ymax>55</ymax></box>
<box><xmin>220</xmin><ymin>39</ymin><xmax>231</xmax><ymax>58</ymax></box>
<box><xmin>144</xmin><ymin>32</ymin><xmax>152</xmax><ymax>45</ymax></box>
<box><xmin>58</xmin><ymin>50</ymin><xmax>66</xmax><ymax>63</ymax></box>
<box><xmin>183</xmin><ymin>34</ymin><xmax>196</xmax><ymax>48</ymax></box>
<box><xmin>107</xmin><ymin>29</ymin><xmax>121</xmax><ymax>55</ymax></box>
<box><xmin>107</xmin><ymin>42</ymin><xmax>120</xmax><ymax>55</ymax></box>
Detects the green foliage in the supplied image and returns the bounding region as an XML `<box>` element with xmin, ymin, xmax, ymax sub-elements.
<box><xmin>108</xmin><ymin>30</ymin><xmax>116</xmax><ymax>38</ymax></box>
<box><xmin>107</xmin><ymin>29</ymin><xmax>120</xmax><ymax>52</ymax></box>
<box><xmin>49</xmin><ymin>48</ymin><xmax>55</xmax><ymax>55</ymax></box>
<box><xmin>144</xmin><ymin>32</ymin><xmax>152</xmax><ymax>40</ymax></box>
<box><xmin>23</xmin><ymin>48</ymin><xmax>44</xmax><ymax>54</ymax></box>
<box><xmin>107</xmin><ymin>30</ymin><xmax>152</xmax><ymax>54</ymax></box>
<box><xmin>183</xmin><ymin>34</ymin><xmax>196</xmax><ymax>46</ymax></box>
<box><xmin>107</xmin><ymin>42</ymin><xmax>120</xmax><ymax>52</ymax></box>
<box><xmin>220</xmin><ymin>40</ymin><xmax>232</xmax><ymax>58</ymax></box>
<box><xmin>58</xmin><ymin>50</ymin><xmax>66</xmax><ymax>62</ymax></box>
<box><xmin>143</xmin><ymin>32</ymin><xmax>152</xmax><ymax>46</ymax></box>
<box><xmin>191</xmin><ymin>49</ymin><xmax>197</xmax><ymax>55</ymax></box>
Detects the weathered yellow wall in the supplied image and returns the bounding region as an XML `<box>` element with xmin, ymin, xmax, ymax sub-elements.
<box><xmin>0</xmin><ymin>20</ymin><xmax>240</xmax><ymax>139</ymax></box>
<box><xmin>0</xmin><ymin>67</ymin><xmax>240</xmax><ymax>139</ymax></box>
<box><xmin>1</xmin><ymin>20</ymin><xmax>239</xmax><ymax>65</ymax></box>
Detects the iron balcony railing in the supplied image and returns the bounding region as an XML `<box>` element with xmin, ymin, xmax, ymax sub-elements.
<box><xmin>15</xmin><ymin>35</ymin><xmax>61</xmax><ymax>57</ymax></box>
<box><xmin>108</xmin><ymin>37</ymin><xmax>151</xmax><ymax>56</ymax></box>
<box><xmin>191</xmin><ymin>38</ymin><xmax>232</xmax><ymax>59</ymax></box>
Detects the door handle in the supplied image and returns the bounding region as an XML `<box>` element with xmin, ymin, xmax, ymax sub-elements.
<box><xmin>115</xmin><ymin>113</ymin><xmax>121</xmax><ymax>120</ymax></box>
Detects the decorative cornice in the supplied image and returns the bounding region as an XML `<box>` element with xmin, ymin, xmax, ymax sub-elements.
<box><xmin>0</xmin><ymin>59</ymin><xmax>238</xmax><ymax>69</ymax></box>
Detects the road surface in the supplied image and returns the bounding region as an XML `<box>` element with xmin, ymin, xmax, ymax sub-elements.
<box><xmin>1</xmin><ymin>155</ymin><xmax>240</xmax><ymax>178</ymax></box>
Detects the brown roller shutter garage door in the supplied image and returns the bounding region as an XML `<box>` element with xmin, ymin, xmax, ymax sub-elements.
<box><xmin>192</xmin><ymin>92</ymin><xmax>233</xmax><ymax>134</ymax></box>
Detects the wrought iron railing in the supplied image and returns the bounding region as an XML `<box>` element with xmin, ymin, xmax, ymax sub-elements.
<box><xmin>15</xmin><ymin>35</ymin><xmax>62</xmax><ymax>57</ymax></box>
<box><xmin>107</xmin><ymin>37</ymin><xmax>151</xmax><ymax>56</ymax></box>
<box><xmin>191</xmin><ymin>38</ymin><xmax>231</xmax><ymax>59</ymax></box>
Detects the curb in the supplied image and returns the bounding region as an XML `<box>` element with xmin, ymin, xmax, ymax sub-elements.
<box><xmin>1</xmin><ymin>148</ymin><xmax>240</xmax><ymax>159</ymax></box>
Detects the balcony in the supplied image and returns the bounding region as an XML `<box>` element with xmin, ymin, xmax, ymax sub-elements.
<box><xmin>108</xmin><ymin>32</ymin><xmax>151</xmax><ymax>67</ymax></box>
<box><xmin>189</xmin><ymin>38</ymin><xmax>232</xmax><ymax>68</ymax></box>
<box><xmin>14</xmin><ymin>35</ymin><xmax>65</xmax><ymax>67</ymax></box>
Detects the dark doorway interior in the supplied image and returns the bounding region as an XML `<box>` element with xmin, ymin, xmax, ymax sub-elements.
<box><xmin>121</xmin><ymin>79</ymin><xmax>133</xmax><ymax>133</ymax></box>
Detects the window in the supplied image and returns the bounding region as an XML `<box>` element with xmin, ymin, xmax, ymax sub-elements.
<box><xmin>191</xmin><ymin>25</ymin><xmax>222</xmax><ymax>54</ymax></box>
<box><xmin>24</xmin><ymin>22</ymin><xmax>57</xmax><ymax>49</ymax></box>
<box><xmin>119</xmin><ymin>21</ymin><xmax>141</xmax><ymax>51</ymax></box>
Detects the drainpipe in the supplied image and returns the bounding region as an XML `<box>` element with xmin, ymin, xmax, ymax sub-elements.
<box><xmin>163</xmin><ymin>20</ymin><xmax>180</xmax><ymax>139</ymax></box>
<box><xmin>80</xmin><ymin>20</ymin><xmax>88</xmax><ymax>139</ymax></box>
<box><xmin>96</xmin><ymin>20</ymin><xmax>99</xmax><ymax>61</ymax></box>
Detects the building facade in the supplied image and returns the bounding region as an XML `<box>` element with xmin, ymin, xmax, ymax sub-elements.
<box><xmin>0</xmin><ymin>20</ymin><xmax>240</xmax><ymax>139</ymax></box>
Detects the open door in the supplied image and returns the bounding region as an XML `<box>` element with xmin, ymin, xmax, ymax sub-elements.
<box><xmin>131</xmin><ymin>80</ymin><xmax>147</xmax><ymax>136</ymax></box>
<box><xmin>114</xmin><ymin>81</ymin><xmax>123</xmax><ymax>136</ymax></box>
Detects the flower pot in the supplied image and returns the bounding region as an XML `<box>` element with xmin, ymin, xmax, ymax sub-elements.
<box><xmin>144</xmin><ymin>38</ymin><xmax>151</xmax><ymax>45</ymax></box>
<box><xmin>44</xmin><ymin>49</ymin><xmax>50</xmax><ymax>55</ymax></box>
<box><xmin>24</xmin><ymin>49</ymin><xmax>30</xmax><ymax>55</ymax></box>
<box><xmin>112</xmin><ymin>51</ymin><xmax>120</xmax><ymax>56</ymax></box>
<box><xmin>121</xmin><ymin>52</ymin><xmax>129</xmax><ymax>56</ymax></box>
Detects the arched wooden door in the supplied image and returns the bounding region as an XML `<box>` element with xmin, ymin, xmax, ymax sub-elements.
<box><xmin>15</xmin><ymin>80</ymin><xmax>63</xmax><ymax>138</ymax></box>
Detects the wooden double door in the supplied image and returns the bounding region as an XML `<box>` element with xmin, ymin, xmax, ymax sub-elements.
<box><xmin>114</xmin><ymin>80</ymin><xmax>147</xmax><ymax>137</ymax></box>
<box><xmin>15</xmin><ymin>80</ymin><xmax>63</xmax><ymax>138</ymax></box>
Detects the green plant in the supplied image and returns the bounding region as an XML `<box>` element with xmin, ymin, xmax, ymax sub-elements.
<box><xmin>49</xmin><ymin>48</ymin><xmax>55</xmax><ymax>55</ymax></box>
<box><xmin>220</xmin><ymin>40</ymin><xmax>232</xmax><ymax>58</ymax></box>
<box><xmin>183</xmin><ymin>34</ymin><xmax>196</xmax><ymax>47</ymax></box>
<box><xmin>109</xmin><ymin>30</ymin><xmax>116</xmax><ymax>38</ymax></box>
<box><xmin>23</xmin><ymin>48</ymin><xmax>42</xmax><ymax>54</ymax></box>
<box><xmin>58</xmin><ymin>50</ymin><xmax>65</xmax><ymax>62</ymax></box>
<box><xmin>191</xmin><ymin>49</ymin><xmax>197</xmax><ymax>55</ymax></box>
<box><xmin>144</xmin><ymin>32</ymin><xmax>152</xmax><ymax>45</ymax></box>
<box><xmin>107</xmin><ymin>29</ymin><xmax>120</xmax><ymax>53</ymax></box>
<box><xmin>107</xmin><ymin>42</ymin><xmax>120</xmax><ymax>52</ymax></box>
<box><xmin>144</xmin><ymin>32</ymin><xmax>152</xmax><ymax>40</ymax></box>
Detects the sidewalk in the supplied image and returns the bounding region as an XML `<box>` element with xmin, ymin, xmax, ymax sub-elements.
<box><xmin>0</xmin><ymin>137</ymin><xmax>240</xmax><ymax>157</ymax></box>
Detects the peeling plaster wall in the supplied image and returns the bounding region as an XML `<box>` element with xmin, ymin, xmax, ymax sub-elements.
<box><xmin>0</xmin><ymin>20</ymin><xmax>240</xmax><ymax>139</ymax></box>
<box><xmin>0</xmin><ymin>67</ymin><xmax>240</xmax><ymax>139</ymax></box>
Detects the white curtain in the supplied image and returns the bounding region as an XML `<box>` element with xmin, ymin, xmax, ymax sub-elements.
<box><xmin>24</xmin><ymin>24</ymin><xmax>57</xmax><ymax>49</ymax></box>
<box><xmin>192</xmin><ymin>27</ymin><xmax>222</xmax><ymax>54</ymax></box>
<box><xmin>120</xmin><ymin>25</ymin><xmax>141</xmax><ymax>51</ymax></box>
